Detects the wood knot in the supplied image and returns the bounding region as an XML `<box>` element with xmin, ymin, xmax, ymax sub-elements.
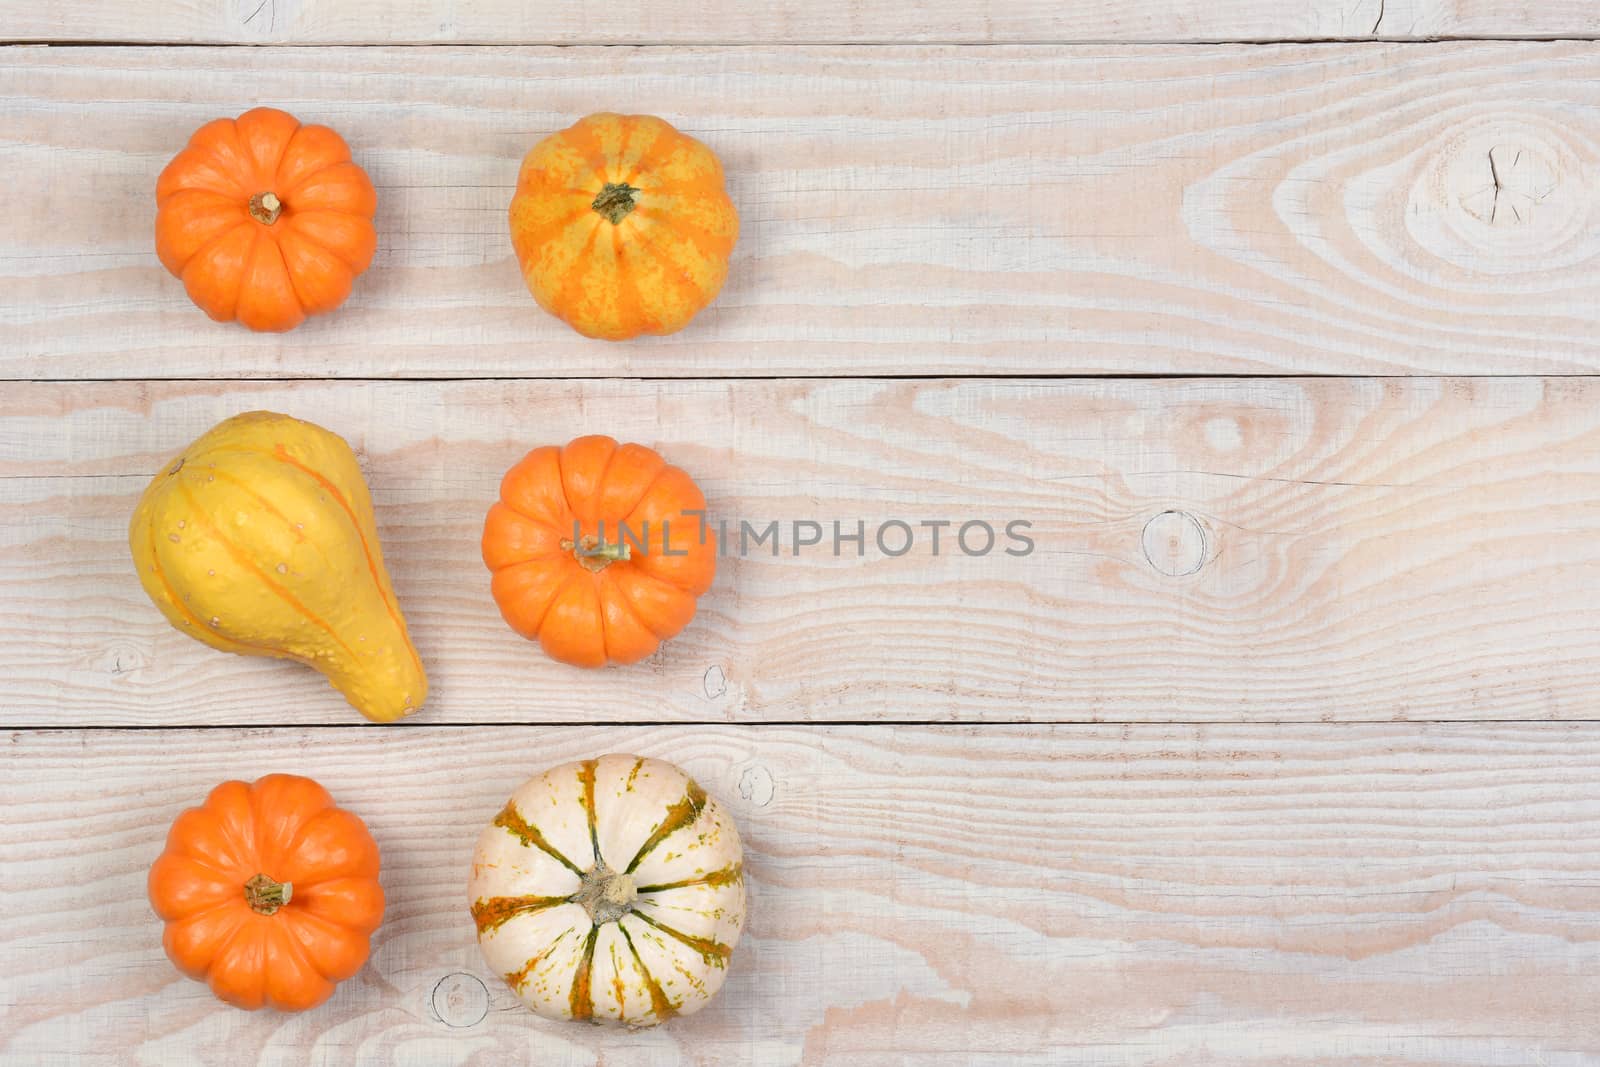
<box><xmin>430</xmin><ymin>972</ymin><xmax>489</xmax><ymax>1028</ymax></box>
<box><xmin>1412</xmin><ymin>117</ymin><xmax>1586</xmax><ymax>268</ymax></box>
<box><xmin>1141</xmin><ymin>510</ymin><xmax>1208</xmax><ymax>577</ymax></box>
<box><xmin>1458</xmin><ymin>144</ymin><xmax>1557</xmax><ymax>227</ymax></box>
<box><xmin>704</xmin><ymin>664</ymin><xmax>728</xmax><ymax>699</ymax></box>
<box><xmin>737</xmin><ymin>764</ymin><xmax>775</xmax><ymax>808</ymax></box>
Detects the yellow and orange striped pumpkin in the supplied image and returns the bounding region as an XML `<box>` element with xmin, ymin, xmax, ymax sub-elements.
<box><xmin>469</xmin><ymin>754</ymin><xmax>747</xmax><ymax>1026</ymax></box>
<box><xmin>128</xmin><ymin>411</ymin><xmax>427</xmax><ymax>722</ymax></box>
<box><xmin>508</xmin><ymin>113</ymin><xmax>739</xmax><ymax>340</ymax></box>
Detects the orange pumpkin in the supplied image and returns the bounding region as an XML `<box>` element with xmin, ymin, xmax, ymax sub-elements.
<box><xmin>155</xmin><ymin>107</ymin><xmax>377</xmax><ymax>332</ymax></box>
<box><xmin>482</xmin><ymin>435</ymin><xmax>716</xmax><ymax>667</ymax></box>
<box><xmin>148</xmin><ymin>774</ymin><xmax>384</xmax><ymax>1012</ymax></box>
<box><xmin>508</xmin><ymin>113</ymin><xmax>738</xmax><ymax>341</ymax></box>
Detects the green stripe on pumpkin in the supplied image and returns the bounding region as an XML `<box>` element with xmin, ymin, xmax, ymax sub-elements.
<box><xmin>624</xmin><ymin>780</ymin><xmax>708</xmax><ymax>874</ymax></box>
<box><xmin>631</xmin><ymin>909</ymin><xmax>733</xmax><ymax>968</ymax></box>
<box><xmin>569</xmin><ymin>925</ymin><xmax>601</xmax><ymax>1021</ymax></box>
<box><xmin>577</xmin><ymin>758</ymin><xmax>601</xmax><ymax>860</ymax></box>
<box><xmin>504</xmin><ymin>927</ymin><xmax>572</xmax><ymax>994</ymax></box>
<box><xmin>471</xmin><ymin>893</ymin><xmax>570</xmax><ymax>935</ymax></box>
<box><xmin>635</xmin><ymin>862</ymin><xmax>744</xmax><ymax>895</ymax></box>
<box><xmin>619</xmin><ymin>922</ymin><xmax>677</xmax><ymax>1022</ymax></box>
<box><xmin>495</xmin><ymin>801</ymin><xmax>584</xmax><ymax>876</ymax></box>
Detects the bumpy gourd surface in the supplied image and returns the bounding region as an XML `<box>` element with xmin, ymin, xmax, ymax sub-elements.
<box><xmin>509</xmin><ymin>113</ymin><xmax>739</xmax><ymax>340</ymax></box>
<box><xmin>469</xmin><ymin>754</ymin><xmax>747</xmax><ymax>1026</ymax></box>
<box><xmin>129</xmin><ymin>411</ymin><xmax>427</xmax><ymax>721</ymax></box>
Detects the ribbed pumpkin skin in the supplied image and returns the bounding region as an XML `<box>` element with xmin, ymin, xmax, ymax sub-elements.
<box><xmin>129</xmin><ymin>411</ymin><xmax>427</xmax><ymax>722</ymax></box>
<box><xmin>469</xmin><ymin>754</ymin><xmax>746</xmax><ymax>1026</ymax></box>
<box><xmin>149</xmin><ymin>774</ymin><xmax>384</xmax><ymax>1012</ymax></box>
<box><xmin>482</xmin><ymin>435</ymin><xmax>716</xmax><ymax>668</ymax></box>
<box><xmin>155</xmin><ymin>107</ymin><xmax>377</xmax><ymax>332</ymax></box>
<box><xmin>508</xmin><ymin>113</ymin><xmax>738</xmax><ymax>340</ymax></box>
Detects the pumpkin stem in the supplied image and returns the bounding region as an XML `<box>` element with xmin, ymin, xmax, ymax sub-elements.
<box><xmin>248</xmin><ymin>192</ymin><xmax>283</xmax><ymax>226</ymax></box>
<box><xmin>570</xmin><ymin>864</ymin><xmax>636</xmax><ymax>924</ymax></box>
<box><xmin>562</xmin><ymin>534</ymin><xmax>632</xmax><ymax>573</ymax></box>
<box><xmin>244</xmin><ymin>873</ymin><xmax>293</xmax><ymax>915</ymax></box>
<box><xmin>591</xmin><ymin>182</ymin><xmax>639</xmax><ymax>225</ymax></box>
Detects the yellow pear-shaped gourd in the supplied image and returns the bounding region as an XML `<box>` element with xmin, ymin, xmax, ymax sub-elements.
<box><xmin>129</xmin><ymin>411</ymin><xmax>427</xmax><ymax>722</ymax></box>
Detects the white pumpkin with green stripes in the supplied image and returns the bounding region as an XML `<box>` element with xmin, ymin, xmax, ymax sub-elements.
<box><xmin>468</xmin><ymin>754</ymin><xmax>747</xmax><ymax>1025</ymax></box>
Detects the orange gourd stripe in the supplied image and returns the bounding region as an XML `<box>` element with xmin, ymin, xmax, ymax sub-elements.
<box><xmin>514</xmin><ymin>204</ymin><xmax>591</xmax><ymax>254</ymax></box>
<box><xmin>607</xmin><ymin>939</ymin><xmax>627</xmax><ymax>1014</ymax></box>
<box><xmin>505</xmin><ymin>928</ymin><xmax>570</xmax><ymax>994</ymax></box>
<box><xmin>470</xmin><ymin>894</ymin><xmax>569</xmax><ymax>935</ymax></box>
<box><xmin>262</xmin><ymin>445</ymin><xmax>424</xmax><ymax>680</ymax></box>
<box><xmin>208</xmin><ymin>468</ymin><xmax>316</xmax><ymax>557</ymax></box>
<box><xmin>577</xmin><ymin>759</ymin><xmax>602</xmax><ymax>858</ymax></box>
<box><xmin>623</xmin><ymin>781</ymin><xmax>708</xmax><ymax>875</ymax></box>
<box><xmin>557</xmin><ymin>121</ymin><xmax>614</xmax><ymax>183</ymax></box>
<box><xmin>609</xmin><ymin>227</ymin><xmax>654</xmax><ymax>334</ymax></box>
<box><xmin>550</xmin><ymin>224</ymin><xmax>605</xmax><ymax>315</ymax></box>
<box><xmin>145</xmin><ymin>523</ymin><xmax>281</xmax><ymax>658</ymax></box>
<box><xmin>494</xmin><ymin>802</ymin><xmax>584</xmax><ymax>875</ymax></box>
<box><xmin>569</xmin><ymin>926</ymin><xmax>600</xmax><ymax>1020</ymax></box>
<box><xmin>630</xmin><ymin>205</ymin><xmax>733</xmax><ymax>268</ymax></box>
<box><xmin>618</xmin><ymin>215</ymin><xmax>705</xmax><ymax>308</ymax></box>
<box><xmin>635</xmin><ymin>863</ymin><xmax>743</xmax><ymax>895</ymax></box>
<box><xmin>176</xmin><ymin>482</ymin><xmax>357</xmax><ymax>660</ymax></box>
<box><xmin>631</xmin><ymin>910</ymin><xmax>733</xmax><ymax>966</ymax></box>
<box><xmin>622</xmin><ymin>127</ymin><xmax>683</xmax><ymax>186</ymax></box>
<box><xmin>618</xmin><ymin>922</ymin><xmax>677</xmax><ymax>1022</ymax></box>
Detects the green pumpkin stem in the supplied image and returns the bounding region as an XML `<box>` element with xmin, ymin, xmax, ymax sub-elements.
<box><xmin>591</xmin><ymin>183</ymin><xmax>640</xmax><ymax>225</ymax></box>
<box><xmin>244</xmin><ymin>873</ymin><xmax>293</xmax><ymax>915</ymax></box>
<box><xmin>563</xmin><ymin>535</ymin><xmax>632</xmax><ymax>573</ymax></box>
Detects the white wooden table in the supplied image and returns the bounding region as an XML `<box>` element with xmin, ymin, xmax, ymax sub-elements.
<box><xmin>5</xmin><ymin>5</ymin><xmax>1600</xmax><ymax>1064</ymax></box>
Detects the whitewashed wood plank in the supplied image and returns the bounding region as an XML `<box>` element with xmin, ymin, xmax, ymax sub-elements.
<box><xmin>6</xmin><ymin>0</ymin><xmax>1599</xmax><ymax>44</ymax></box>
<box><xmin>6</xmin><ymin>44</ymin><xmax>1600</xmax><ymax>378</ymax></box>
<box><xmin>5</xmin><ymin>724</ymin><xmax>1600</xmax><ymax>1065</ymax></box>
<box><xmin>3</xmin><ymin>376</ymin><xmax>1599</xmax><ymax>725</ymax></box>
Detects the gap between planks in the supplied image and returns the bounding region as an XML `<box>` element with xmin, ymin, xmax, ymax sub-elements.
<box><xmin>13</xmin><ymin>36</ymin><xmax>1600</xmax><ymax>46</ymax></box>
<box><xmin>11</xmin><ymin>719</ymin><xmax>1600</xmax><ymax>730</ymax></box>
<box><xmin>18</xmin><ymin>373</ymin><xmax>1600</xmax><ymax>387</ymax></box>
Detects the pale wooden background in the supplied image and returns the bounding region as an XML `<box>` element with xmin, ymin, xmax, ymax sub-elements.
<box><xmin>4</xmin><ymin>4</ymin><xmax>1600</xmax><ymax>1065</ymax></box>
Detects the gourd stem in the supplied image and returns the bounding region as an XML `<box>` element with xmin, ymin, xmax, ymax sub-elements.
<box><xmin>570</xmin><ymin>865</ymin><xmax>636</xmax><ymax>924</ymax></box>
<box><xmin>591</xmin><ymin>182</ymin><xmax>639</xmax><ymax>225</ymax></box>
<box><xmin>244</xmin><ymin>873</ymin><xmax>293</xmax><ymax>915</ymax></box>
<box><xmin>583</xmin><ymin>540</ymin><xmax>631</xmax><ymax>564</ymax></box>
<box><xmin>249</xmin><ymin>192</ymin><xmax>283</xmax><ymax>225</ymax></box>
<box><xmin>563</xmin><ymin>535</ymin><xmax>631</xmax><ymax>573</ymax></box>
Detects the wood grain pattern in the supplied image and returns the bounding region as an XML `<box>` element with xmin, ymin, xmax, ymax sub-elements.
<box><xmin>7</xmin><ymin>723</ymin><xmax>1600</xmax><ymax>1065</ymax></box>
<box><xmin>5</xmin><ymin>376</ymin><xmax>1599</xmax><ymax>726</ymax></box>
<box><xmin>8</xmin><ymin>43</ymin><xmax>1600</xmax><ymax>379</ymax></box>
<box><xmin>7</xmin><ymin>0</ymin><xmax>1600</xmax><ymax>44</ymax></box>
